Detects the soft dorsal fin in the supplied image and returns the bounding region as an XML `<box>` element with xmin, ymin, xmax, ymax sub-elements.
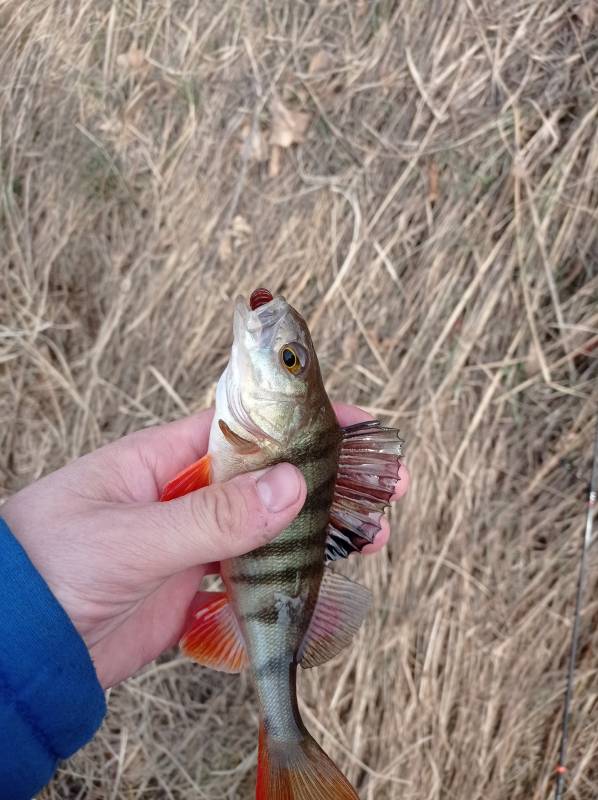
<box><xmin>299</xmin><ymin>570</ymin><xmax>371</xmax><ymax>669</ymax></box>
<box><xmin>326</xmin><ymin>420</ymin><xmax>403</xmax><ymax>562</ymax></box>
<box><xmin>180</xmin><ymin>591</ymin><xmax>248</xmax><ymax>673</ymax></box>
<box><xmin>160</xmin><ymin>454</ymin><xmax>211</xmax><ymax>501</ymax></box>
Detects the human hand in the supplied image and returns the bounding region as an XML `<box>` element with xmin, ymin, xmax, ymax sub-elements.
<box><xmin>1</xmin><ymin>404</ymin><xmax>409</xmax><ymax>689</ymax></box>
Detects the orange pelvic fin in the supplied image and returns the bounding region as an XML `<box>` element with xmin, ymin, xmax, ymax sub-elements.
<box><xmin>180</xmin><ymin>591</ymin><xmax>248</xmax><ymax>674</ymax></box>
<box><xmin>256</xmin><ymin>722</ymin><xmax>359</xmax><ymax>800</ymax></box>
<box><xmin>160</xmin><ymin>454</ymin><xmax>211</xmax><ymax>501</ymax></box>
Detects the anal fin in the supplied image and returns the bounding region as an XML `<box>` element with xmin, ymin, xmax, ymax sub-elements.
<box><xmin>299</xmin><ymin>570</ymin><xmax>371</xmax><ymax>669</ymax></box>
<box><xmin>180</xmin><ymin>591</ymin><xmax>248</xmax><ymax>674</ymax></box>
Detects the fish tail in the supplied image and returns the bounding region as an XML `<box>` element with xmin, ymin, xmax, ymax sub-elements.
<box><xmin>256</xmin><ymin>722</ymin><xmax>359</xmax><ymax>800</ymax></box>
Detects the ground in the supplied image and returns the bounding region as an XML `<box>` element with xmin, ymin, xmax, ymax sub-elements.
<box><xmin>1</xmin><ymin>1</ymin><xmax>597</xmax><ymax>798</ymax></box>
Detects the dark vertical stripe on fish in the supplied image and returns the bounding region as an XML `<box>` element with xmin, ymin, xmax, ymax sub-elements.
<box><xmin>253</xmin><ymin>654</ymin><xmax>295</xmax><ymax>679</ymax></box>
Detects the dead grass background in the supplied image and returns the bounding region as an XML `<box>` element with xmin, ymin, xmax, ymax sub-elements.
<box><xmin>1</xmin><ymin>0</ymin><xmax>597</xmax><ymax>798</ymax></box>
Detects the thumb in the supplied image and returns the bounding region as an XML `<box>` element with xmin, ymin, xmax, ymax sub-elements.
<box><xmin>137</xmin><ymin>463</ymin><xmax>307</xmax><ymax>578</ymax></box>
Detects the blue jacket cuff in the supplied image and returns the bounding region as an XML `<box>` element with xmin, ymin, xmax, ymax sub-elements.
<box><xmin>0</xmin><ymin>517</ymin><xmax>106</xmax><ymax>799</ymax></box>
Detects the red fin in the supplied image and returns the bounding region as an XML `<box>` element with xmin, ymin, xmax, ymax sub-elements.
<box><xmin>180</xmin><ymin>592</ymin><xmax>248</xmax><ymax>674</ymax></box>
<box><xmin>256</xmin><ymin>722</ymin><xmax>359</xmax><ymax>800</ymax></box>
<box><xmin>160</xmin><ymin>454</ymin><xmax>211</xmax><ymax>501</ymax></box>
<box><xmin>299</xmin><ymin>570</ymin><xmax>371</xmax><ymax>669</ymax></box>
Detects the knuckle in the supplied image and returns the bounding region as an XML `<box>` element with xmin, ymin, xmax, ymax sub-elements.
<box><xmin>203</xmin><ymin>482</ymin><xmax>247</xmax><ymax>538</ymax></box>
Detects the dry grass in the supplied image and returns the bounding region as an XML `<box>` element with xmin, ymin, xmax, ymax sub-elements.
<box><xmin>1</xmin><ymin>0</ymin><xmax>598</xmax><ymax>798</ymax></box>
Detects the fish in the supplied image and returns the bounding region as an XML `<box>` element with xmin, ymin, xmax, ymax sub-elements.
<box><xmin>160</xmin><ymin>288</ymin><xmax>404</xmax><ymax>799</ymax></box>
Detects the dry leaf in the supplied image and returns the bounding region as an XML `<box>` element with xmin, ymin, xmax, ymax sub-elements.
<box><xmin>219</xmin><ymin>217</ymin><xmax>251</xmax><ymax>259</ymax></box>
<box><xmin>268</xmin><ymin>145</ymin><xmax>282</xmax><ymax>178</ymax></box>
<box><xmin>128</xmin><ymin>46</ymin><xmax>145</xmax><ymax>69</ymax></box>
<box><xmin>356</xmin><ymin>0</ymin><xmax>368</xmax><ymax>18</ymax></box>
<box><xmin>98</xmin><ymin>117</ymin><xmax>123</xmax><ymax>136</ymax></box>
<box><xmin>308</xmin><ymin>50</ymin><xmax>331</xmax><ymax>75</ymax></box>
<box><xmin>428</xmin><ymin>160</ymin><xmax>439</xmax><ymax>204</ymax></box>
<box><xmin>217</xmin><ymin>234</ymin><xmax>232</xmax><ymax>263</ymax></box>
<box><xmin>524</xmin><ymin>348</ymin><xmax>541</xmax><ymax>378</ymax></box>
<box><xmin>577</xmin><ymin>0</ymin><xmax>596</xmax><ymax>29</ymax></box>
<box><xmin>294</xmin><ymin>87</ymin><xmax>309</xmax><ymax>104</ymax></box>
<box><xmin>117</xmin><ymin>45</ymin><xmax>145</xmax><ymax>71</ymax></box>
<box><xmin>270</xmin><ymin>99</ymin><xmax>311</xmax><ymax>149</ymax></box>
<box><xmin>511</xmin><ymin>155</ymin><xmax>527</xmax><ymax>180</ymax></box>
<box><xmin>232</xmin><ymin>215</ymin><xmax>251</xmax><ymax>243</ymax></box>
<box><xmin>240</xmin><ymin>121</ymin><xmax>269</xmax><ymax>163</ymax></box>
<box><xmin>342</xmin><ymin>333</ymin><xmax>359</xmax><ymax>360</ymax></box>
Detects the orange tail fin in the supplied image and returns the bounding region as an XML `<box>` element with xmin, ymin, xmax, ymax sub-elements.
<box><xmin>256</xmin><ymin>723</ymin><xmax>359</xmax><ymax>800</ymax></box>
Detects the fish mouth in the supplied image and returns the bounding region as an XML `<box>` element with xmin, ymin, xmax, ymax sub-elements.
<box><xmin>228</xmin><ymin>289</ymin><xmax>287</xmax><ymax>445</ymax></box>
<box><xmin>249</xmin><ymin>287</ymin><xmax>273</xmax><ymax>309</ymax></box>
<box><xmin>233</xmin><ymin>289</ymin><xmax>286</xmax><ymax>340</ymax></box>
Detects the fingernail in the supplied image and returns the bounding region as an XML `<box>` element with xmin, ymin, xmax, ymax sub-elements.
<box><xmin>256</xmin><ymin>463</ymin><xmax>304</xmax><ymax>512</ymax></box>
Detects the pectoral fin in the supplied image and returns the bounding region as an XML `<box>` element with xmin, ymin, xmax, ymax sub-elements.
<box><xmin>180</xmin><ymin>591</ymin><xmax>248</xmax><ymax>674</ymax></box>
<box><xmin>299</xmin><ymin>570</ymin><xmax>371</xmax><ymax>669</ymax></box>
<box><xmin>160</xmin><ymin>454</ymin><xmax>211</xmax><ymax>501</ymax></box>
<box><xmin>326</xmin><ymin>420</ymin><xmax>403</xmax><ymax>562</ymax></box>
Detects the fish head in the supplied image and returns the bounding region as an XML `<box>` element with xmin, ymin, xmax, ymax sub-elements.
<box><xmin>215</xmin><ymin>288</ymin><xmax>332</xmax><ymax>461</ymax></box>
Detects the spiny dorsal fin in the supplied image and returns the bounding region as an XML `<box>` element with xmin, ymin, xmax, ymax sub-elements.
<box><xmin>326</xmin><ymin>420</ymin><xmax>403</xmax><ymax>562</ymax></box>
<box><xmin>299</xmin><ymin>570</ymin><xmax>371</xmax><ymax>669</ymax></box>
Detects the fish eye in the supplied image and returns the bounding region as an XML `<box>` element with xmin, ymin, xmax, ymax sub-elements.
<box><xmin>280</xmin><ymin>345</ymin><xmax>302</xmax><ymax>374</ymax></box>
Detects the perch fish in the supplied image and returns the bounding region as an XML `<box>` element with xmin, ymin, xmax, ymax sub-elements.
<box><xmin>160</xmin><ymin>288</ymin><xmax>404</xmax><ymax>799</ymax></box>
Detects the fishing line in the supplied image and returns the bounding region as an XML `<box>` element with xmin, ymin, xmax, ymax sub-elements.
<box><xmin>554</xmin><ymin>420</ymin><xmax>598</xmax><ymax>800</ymax></box>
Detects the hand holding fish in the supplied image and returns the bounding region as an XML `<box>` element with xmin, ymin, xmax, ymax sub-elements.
<box><xmin>1</xmin><ymin>404</ymin><xmax>408</xmax><ymax>691</ymax></box>
<box><xmin>3</xmin><ymin>289</ymin><xmax>409</xmax><ymax>798</ymax></box>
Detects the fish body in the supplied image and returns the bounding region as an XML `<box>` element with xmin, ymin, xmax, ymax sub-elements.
<box><xmin>161</xmin><ymin>290</ymin><xmax>403</xmax><ymax>799</ymax></box>
<box><xmin>221</xmin><ymin>426</ymin><xmax>340</xmax><ymax>742</ymax></box>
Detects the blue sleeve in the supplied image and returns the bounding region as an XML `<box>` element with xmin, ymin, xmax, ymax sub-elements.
<box><xmin>0</xmin><ymin>517</ymin><xmax>106</xmax><ymax>799</ymax></box>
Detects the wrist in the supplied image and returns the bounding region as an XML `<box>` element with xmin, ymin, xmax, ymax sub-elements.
<box><xmin>0</xmin><ymin>517</ymin><xmax>106</xmax><ymax>795</ymax></box>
